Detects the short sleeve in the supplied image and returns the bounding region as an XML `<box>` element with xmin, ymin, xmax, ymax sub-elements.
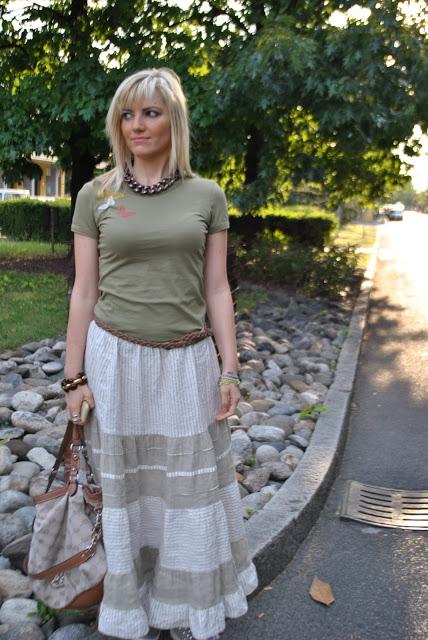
<box><xmin>208</xmin><ymin>182</ymin><xmax>230</xmax><ymax>234</ymax></box>
<box><xmin>71</xmin><ymin>182</ymin><xmax>98</xmax><ymax>239</ymax></box>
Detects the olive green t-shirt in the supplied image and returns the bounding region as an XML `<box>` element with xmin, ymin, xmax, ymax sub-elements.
<box><xmin>70</xmin><ymin>176</ymin><xmax>229</xmax><ymax>342</ymax></box>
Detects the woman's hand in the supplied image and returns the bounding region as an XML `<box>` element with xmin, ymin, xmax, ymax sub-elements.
<box><xmin>65</xmin><ymin>384</ymin><xmax>96</xmax><ymax>424</ymax></box>
<box><xmin>215</xmin><ymin>383</ymin><xmax>241</xmax><ymax>421</ymax></box>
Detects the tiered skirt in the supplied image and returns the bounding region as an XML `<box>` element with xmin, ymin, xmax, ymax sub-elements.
<box><xmin>83</xmin><ymin>320</ymin><xmax>258</xmax><ymax>640</ymax></box>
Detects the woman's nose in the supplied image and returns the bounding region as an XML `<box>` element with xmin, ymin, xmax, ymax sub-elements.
<box><xmin>132</xmin><ymin>114</ymin><xmax>145</xmax><ymax>130</ymax></box>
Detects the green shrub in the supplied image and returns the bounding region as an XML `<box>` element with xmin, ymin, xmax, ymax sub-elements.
<box><xmin>0</xmin><ymin>198</ymin><xmax>71</xmax><ymax>242</ymax></box>
<box><xmin>236</xmin><ymin>230</ymin><xmax>359</xmax><ymax>299</ymax></box>
<box><xmin>230</xmin><ymin>208</ymin><xmax>336</xmax><ymax>248</ymax></box>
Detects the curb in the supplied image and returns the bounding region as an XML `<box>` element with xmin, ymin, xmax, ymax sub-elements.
<box><xmin>245</xmin><ymin>228</ymin><xmax>380</xmax><ymax>592</ymax></box>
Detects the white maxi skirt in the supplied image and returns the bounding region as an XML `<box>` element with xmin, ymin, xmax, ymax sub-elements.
<box><xmin>83</xmin><ymin>320</ymin><xmax>258</xmax><ymax>640</ymax></box>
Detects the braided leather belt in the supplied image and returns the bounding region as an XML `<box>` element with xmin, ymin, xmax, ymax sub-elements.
<box><xmin>93</xmin><ymin>317</ymin><xmax>213</xmax><ymax>349</ymax></box>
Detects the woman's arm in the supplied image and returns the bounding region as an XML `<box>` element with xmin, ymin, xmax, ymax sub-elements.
<box><xmin>63</xmin><ymin>233</ymin><xmax>99</xmax><ymax>418</ymax></box>
<box><xmin>204</xmin><ymin>230</ymin><xmax>240</xmax><ymax>420</ymax></box>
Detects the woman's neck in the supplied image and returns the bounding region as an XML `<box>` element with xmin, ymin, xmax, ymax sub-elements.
<box><xmin>131</xmin><ymin>156</ymin><xmax>171</xmax><ymax>185</ymax></box>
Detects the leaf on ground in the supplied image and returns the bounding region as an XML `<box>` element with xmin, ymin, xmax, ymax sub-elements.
<box><xmin>235</xmin><ymin>472</ymin><xmax>245</xmax><ymax>482</ymax></box>
<box><xmin>309</xmin><ymin>576</ymin><xmax>335</xmax><ymax>606</ymax></box>
<box><xmin>263</xmin><ymin>586</ymin><xmax>273</xmax><ymax>591</ymax></box>
<box><xmin>256</xmin><ymin>612</ymin><xmax>265</xmax><ymax>618</ymax></box>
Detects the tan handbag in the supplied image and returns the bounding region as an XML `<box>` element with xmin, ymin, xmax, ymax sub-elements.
<box><xmin>24</xmin><ymin>402</ymin><xmax>106</xmax><ymax>609</ymax></box>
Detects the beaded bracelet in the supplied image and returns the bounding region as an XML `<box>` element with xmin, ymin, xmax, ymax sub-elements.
<box><xmin>61</xmin><ymin>371</ymin><xmax>88</xmax><ymax>392</ymax></box>
<box><xmin>218</xmin><ymin>371</ymin><xmax>240</xmax><ymax>386</ymax></box>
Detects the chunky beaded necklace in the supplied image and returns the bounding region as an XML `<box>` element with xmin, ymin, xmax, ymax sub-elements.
<box><xmin>123</xmin><ymin>166</ymin><xmax>180</xmax><ymax>195</ymax></box>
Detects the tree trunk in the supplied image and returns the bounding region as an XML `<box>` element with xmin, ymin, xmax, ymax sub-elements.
<box><xmin>244</xmin><ymin>125</ymin><xmax>262</xmax><ymax>187</ymax></box>
<box><xmin>67</xmin><ymin>139</ymin><xmax>96</xmax><ymax>286</ymax></box>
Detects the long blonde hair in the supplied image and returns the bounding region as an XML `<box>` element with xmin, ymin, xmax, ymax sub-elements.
<box><xmin>99</xmin><ymin>67</ymin><xmax>193</xmax><ymax>192</ymax></box>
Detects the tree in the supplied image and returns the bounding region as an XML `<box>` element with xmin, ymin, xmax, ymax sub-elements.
<box><xmin>0</xmin><ymin>0</ymin><xmax>199</xmax><ymax>211</ymax></box>
<box><xmin>186</xmin><ymin>0</ymin><xmax>427</xmax><ymax>211</ymax></box>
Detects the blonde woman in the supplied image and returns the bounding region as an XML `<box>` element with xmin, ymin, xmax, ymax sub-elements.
<box><xmin>63</xmin><ymin>67</ymin><xmax>258</xmax><ymax>640</ymax></box>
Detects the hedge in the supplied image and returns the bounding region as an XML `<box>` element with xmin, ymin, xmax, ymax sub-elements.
<box><xmin>229</xmin><ymin>210</ymin><xmax>337</xmax><ymax>248</ymax></box>
<box><xmin>0</xmin><ymin>198</ymin><xmax>71</xmax><ymax>242</ymax></box>
<box><xmin>0</xmin><ymin>198</ymin><xmax>336</xmax><ymax>248</ymax></box>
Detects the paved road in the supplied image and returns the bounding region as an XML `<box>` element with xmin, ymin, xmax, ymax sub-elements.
<box><xmin>222</xmin><ymin>212</ymin><xmax>428</xmax><ymax>640</ymax></box>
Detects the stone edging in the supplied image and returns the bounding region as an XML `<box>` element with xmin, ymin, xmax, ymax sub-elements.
<box><xmin>245</xmin><ymin>229</ymin><xmax>380</xmax><ymax>591</ymax></box>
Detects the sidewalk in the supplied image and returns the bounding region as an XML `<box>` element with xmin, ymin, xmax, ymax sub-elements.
<box><xmin>222</xmin><ymin>214</ymin><xmax>428</xmax><ymax>640</ymax></box>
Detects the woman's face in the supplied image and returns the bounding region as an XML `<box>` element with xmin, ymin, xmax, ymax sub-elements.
<box><xmin>120</xmin><ymin>90</ymin><xmax>172</xmax><ymax>162</ymax></box>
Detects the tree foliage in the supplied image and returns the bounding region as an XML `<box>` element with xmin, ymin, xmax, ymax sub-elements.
<box><xmin>186</xmin><ymin>0</ymin><xmax>427</xmax><ymax>210</ymax></box>
<box><xmin>0</xmin><ymin>0</ymin><xmax>199</xmax><ymax>208</ymax></box>
<box><xmin>0</xmin><ymin>0</ymin><xmax>426</xmax><ymax>214</ymax></box>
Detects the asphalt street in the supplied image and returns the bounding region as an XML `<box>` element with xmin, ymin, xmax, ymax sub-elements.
<box><xmin>222</xmin><ymin>212</ymin><xmax>428</xmax><ymax>640</ymax></box>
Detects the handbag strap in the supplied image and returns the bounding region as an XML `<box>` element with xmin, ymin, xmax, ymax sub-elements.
<box><xmin>46</xmin><ymin>421</ymin><xmax>96</xmax><ymax>493</ymax></box>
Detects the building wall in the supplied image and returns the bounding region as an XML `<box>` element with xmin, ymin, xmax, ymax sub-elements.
<box><xmin>0</xmin><ymin>157</ymin><xmax>66</xmax><ymax>197</ymax></box>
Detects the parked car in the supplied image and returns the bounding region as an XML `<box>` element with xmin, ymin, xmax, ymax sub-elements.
<box><xmin>386</xmin><ymin>210</ymin><xmax>403</xmax><ymax>221</ymax></box>
<box><xmin>0</xmin><ymin>188</ymin><xmax>30</xmax><ymax>201</ymax></box>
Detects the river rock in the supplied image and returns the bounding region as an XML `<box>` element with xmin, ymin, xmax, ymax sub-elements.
<box><xmin>245</xmin><ymin>359</ymin><xmax>265</xmax><ymax>373</ymax></box>
<box><xmin>48</xmin><ymin>624</ymin><xmax>93</xmax><ymax>640</ymax></box>
<box><xmin>242</xmin><ymin>467</ymin><xmax>270</xmax><ymax>493</ymax></box>
<box><xmin>0</xmin><ymin>408</ymin><xmax>12</xmax><ymax>424</ymax></box>
<box><xmin>254</xmin><ymin>336</ymin><xmax>276</xmax><ymax>352</ymax></box>
<box><xmin>0</xmin><ymin>557</ymin><xmax>11</xmax><ymax>570</ymax></box>
<box><xmin>0</xmin><ymin>447</ymin><xmax>13</xmax><ymax>476</ymax></box>
<box><xmin>21</xmin><ymin>341</ymin><xmax>42</xmax><ymax>353</ymax></box>
<box><xmin>0</xmin><ymin>395</ymin><xmax>13</xmax><ymax>410</ymax></box>
<box><xmin>5</xmin><ymin>439</ymin><xmax>32</xmax><ymax>460</ymax></box>
<box><xmin>29</xmin><ymin>472</ymin><xmax>63</xmax><ymax>497</ymax></box>
<box><xmin>249</xmin><ymin>399</ymin><xmax>275</xmax><ymax>413</ymax></box>
<box><xmin>0</xmin><ymin>491</ymin><xmax>33</xmax><ymax>513</ymax></box>
<box><xmin>0</xmin><ymin>363</ymin><xmax>16</xmax><ymax>376</ymax></box>
<box><xmin>11</xmin><ymin>391</ymin><xmax>43</xmax><ymax>413</ymax></box>
<box><xmin>26</xmin><ymin>447</ymin><xmax>56</xmax><ymax>470</ymax></box>
<box><xmin>41</xmin><ymin>360</ymin><xmax>64</xmax><ymax>375</ymax></box>
<box><xmin>230</xmin><ymin>430</ymin><xmax>253</xmax><ymax>464</ymax></box>
<box><xmin>299</xmin><ymin>390</ymin><xmax>320</xmax><ymax>406</ymax></box>
<box><xmin>0</xmin><ymin>622</ymin><xmax>45</xmax><ymax>640</ymax></box>
<box><xmin>10</xmin><ymin>412</ymin><xmax>51</xmax><ymax>433</ymax></box>
<box><xmin>281</xmin><ymin>444</ymin><xmax>305</xmax><ymax>459</ymax></box>
<box><xmin>292</xmin><ymin>425</ymin><xmax>313</xmax><ymax>441</ymax></box>
<box><xmin>13</xmin><ymin>506</ymin><xmax>36</xmax><ymax>531</ymax></box>
<box><xmin>247</xmin><ymin>425</ymin><xmax>286</xmax><ymax>442</ymax></box>
<box><xmin>1</xmin><ymin>532</ymin><xmax>32</xmax><ymax>566</ymax></box>
<box><xmin>289</xmin><ymin>433</ymin><xmax>309</xmax><ymax>449</ymax></box>
<box><xmin>0</xmin><ymin>515</ymin><xmax>28</xmax><ymax>551</ymax></box>
<box><xmin>8</xmin><ymin>462</ymin><xmax>41</xmax><ymax>493</ymax></box>
<box><xmin>261</xmin><ymin>461</ymin><xmax>294</xmax><ymax>481</ymax></box>
<box><xmin>267</xmin><ymin>402</ymin><xmax>297</xmax><ymax>416</ymax></box>
<box><xmin>23</xmin><ymin>434</ymin><xmax>60</xmax><ymax>456</ymax></box>
<box><xmin>239</xmin><ymin>412</ymin><xmax>271</xmax><ymax>427</ymax></box>
<box><xmin>26</xmin><ymin>346</ymin><xmax>56</xmax><ymax>363</ymax></box>
<box><xmin>0</xmin><ymin>597</ymin><xmax>41</xmax><ymax>626</ymax></box>
<box><xmin>255</xmin><ymin>445</ymin><xmax>280</xmax><ymax>465</ymax></box>
<box><xmin>0</xmin><ymin>569</ymin><xmax>32</xmax><ymax>599</ymax></box>
<box><xmin>241</xmin><ymin>491</ymin><xmax>271</xmax><ymax>513</ymax></box>
<box><xmin>54</xmin><ymin>409</ymin><xmax>69</xmax><ymax>428</ymax></box>
<box><xmin>235</xmin><ymin>402</ymin><xmax>254</xmax><ymax>417</ymax></box>
<box><xmin>279</xmin><ymin>452</ymin><xmax>301</xmax><ymax>470</ymax></box>
<box><xmin>2</xmin><ymin>374</ymin><xmax>23</xmax><ymax>387</ymax></box>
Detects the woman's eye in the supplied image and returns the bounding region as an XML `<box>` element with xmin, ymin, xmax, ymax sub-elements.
<box><xmin>145</xmin><ymin>110</ymin><xmax>159</xmax><ymax>117</ymax></box>
<box><xmin>121</xmin><ymin>111</ymin><xmax>133</xmax><ymax>120</ymax></box>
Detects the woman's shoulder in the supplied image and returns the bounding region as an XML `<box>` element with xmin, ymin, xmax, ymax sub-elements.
<box><xmin>77</xmin><ymin>170</ymin><xmax>121</xmax><ymax>199</ymax></box>
<box><xmin>183</xmin><ymin>175</ymin><xmax>225</xmax><ymax>198</ymax></box>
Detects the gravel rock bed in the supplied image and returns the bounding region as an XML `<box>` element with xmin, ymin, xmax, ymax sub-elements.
<box><xmin>0</xmin><ymin>283</ymin><xmax>352</xmax><ymax>638</ymax></box>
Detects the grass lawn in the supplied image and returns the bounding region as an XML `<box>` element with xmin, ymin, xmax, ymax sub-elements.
<box><xmin>333</xmin><ymin>222</ymin><xmax>378</xmax><ymax>271</ymax></box>
<box><xmin>0</xmin><ymin>271</ymin><xmax>68</xmax><ymax>352</ymax></box>
<box><xmin>0</xmin><ymin>239</ymin><xmax>68</xmax><ymax>258</ymax></box>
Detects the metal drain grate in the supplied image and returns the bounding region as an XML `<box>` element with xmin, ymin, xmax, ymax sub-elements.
<box><xmin>340</xmin><ymin>480</ymin><xmax>428</xmax><ymax>530</ymax></box>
